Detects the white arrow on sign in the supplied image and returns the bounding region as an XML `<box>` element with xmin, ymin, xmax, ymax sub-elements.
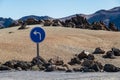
<box><xmin>33</xmin><ymin>30</ymin><xmax>41</xmax><ymax>40</ymax></box>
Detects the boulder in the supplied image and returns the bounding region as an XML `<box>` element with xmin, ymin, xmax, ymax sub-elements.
<box><xmin>63</xmin><ymin>14</ymin><xmax>90</xmax><ymax>29</ymax></box>
<box><xmin>56</xmin><ymin>66</ymin><xmax>67</xmax><ymax>71</ymax></box>
<box><xmin>81</xmin><ymin>59</ymin><xmax>94</xmax><ymax>68</ymax></box>
<box><xmin>52</xmin><ymin>19</ymin><xmax>62</xmax><ymax>26</ymax></box>
<box><xmin>90</xmin><ymin>61</ymin><xmax>103</xmax><ymax>72</ymax></box>
<box><xmin>31</xmin><ymin>56</ymin><xmax>47</xmax><ymax>66</ymax></box>
<box><xmin>92</xmin><ymin>21</ymin><xmax>109</xmax><ymax>30</ymax></box>
<box><xmin>0</xmin><ymin>65</ymin><xmax>12</xmax><ymax>71</ymax></box>
<box><xmin>48</xmin><ymin>57</ymin><xmax>64</xmax><ymax>66</ymax></box>
<box><xmin>68</xmin><ymin>57</ymin><xmax>81</xmax><ymax>65</ymax></box>
<box><xmin>39</xmin><ymin>20</ymin><xmax>45</xmax><ymax>24</ymax></box>
<box><xmin>73</xmin><ymin>67</ymin><xmax>81</xmax><ymax>72</ymax></box>
<box><xmin>3</xmin><ymin>60</ymin><xmax>18</xmax><ymax>68</ymax></box>
<box><xmin>64</xmin><ymin>21</ymin><xmax>76</xmax><ymax>28</ymax></box>
<box><xmin>108</xmin><ymin>22</ymin><xmax>118</xmax><ymax>31</ymax></box>
<box><xmin>66</xmin><ymin>69</ymin><xmax>73</xmax><ymax>72</ymax></box>
<box><xmin>31</xmin><ymin>65</ymin><xmax>45</xmax><ymax>71</ymax></box>
<box><xmin>80</xmin><ymin>67</ymin><xmax>95</xmax><ymax>72</ymax></box>
<box><xmin>72</xmin><ymin>15</ymin><xmax>89</xmax><ymax>27</ymax></box>
<box><xmin>104</xmin><ymin>64</ymin><xmax>120</xmax><ymax>72</ymax></box>
<box><xmin>112</xmin><ymin>48</ymin><xmax>120</xmax><ymax>56</ymax></box>
<box><xmin>25</xmin><ymin>18</ymin><xmax>40</xmax><ymax>25</ymax></box>
<box><xmin>44</xmin><ymin>20</ymin><xmax>52</xmax><ymax>26</ymax></box>
<box><xmin>14</xmin><ymin>61</ymin><xmax>32</xmax><ymax>70</ymax></box>
<box><xmin>93</xmin><ymin>47</ymin><xmax>105</xmax><ymax>54</ymax></box>
<box><xmin>45</xmin><ymin>65</ymin><xmax>56</xmax><ymax>72</ymax></box>
<box><xmin>103</xmin><ymin>51</ymin><xmax>115</xmax><ymax>59</ymax></box>
<box><xmin>81</xmin><ymin>59</ymin><xmax>103</xmax><ymax>72</ymax></box>
<box><xmin>18</xmin><ymin>21</ymin><xmax>28</xmax><ymax>30</ymax></box>
<box><xmin>16</xmin><ymin>67</ymin><xmax>22</xmax><ymax>71</ymax></box>
<box><xmin>78</xmin><ymin>50</ymin><xmax>90</xmax><ymax>60</ymax></box>
<box><xmin>3</xmin><ymin>60</ymin><xmax>32</xmax><ymax>70</ymax></box>
<box><xmin>87</xmin><ymin>54</ymin><xmax>95</xmax><ymax>60</ymax></box>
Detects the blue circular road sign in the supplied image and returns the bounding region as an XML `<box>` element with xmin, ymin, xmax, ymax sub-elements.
<box><xmin>30</xmin><ymin>27</ymin><xmax>46</xmax><ymax>43</ymax></box>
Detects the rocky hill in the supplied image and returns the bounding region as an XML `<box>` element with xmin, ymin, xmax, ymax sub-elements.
<box><xmin>1</xmin><ymin>6</ymin><xmax>120</xmax><ymax>30</ymax></box>
<box><xmin>60</xmin><ymin>7</ymin><xmax>120</xmax><ymax>30</ymax></box>
<box><xmin>88</xmin><ymin>7</ymin><xmax>120</xmax><ymax>30</ymax></box>
<box><xmin>0</xmin><ymin>15</ymin><xmax>53</xmax><ymax>28</ymax></box>
<box><xmin>0</xmin><ymin>17</ymin><xmax>18</xmax><ymax>28</ymax></box>
<box><xmin>19</xmin><ymin>15</ymin><xmax>53</xmax><ymax>21</ymax></box>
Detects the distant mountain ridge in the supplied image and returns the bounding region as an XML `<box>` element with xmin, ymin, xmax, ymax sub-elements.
<box><xmin>0</xmin><ymin>17</ymin><xmax>16</xmax><ymax>28</ymax></box>
<box><xmin>19</xmin><ymin>15</ymin><xmax>53</xmax><ymax>21</ymax></box>
<box><xmin>60</xmin><ymin>6</ymin><xmax>120</xmax><ymax>30</ymax></box>
<box><xmin>0</xmin><ymin>15</ymin><xmax>53</xmax><ymax>28</ymax></box>
<box><xmin>1</xmin><ymin>6</ymin><xmax>120</xmax><ymax>30</ymax></box>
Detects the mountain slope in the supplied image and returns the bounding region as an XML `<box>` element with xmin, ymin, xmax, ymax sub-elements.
<box><xmin>60</xmin><ymin>7</ymin><xmax>120</xmax><ymax>30</ymax></box>
<box><xmin>0</xmin><ymin>17</ymin><xmax>17</xmax><ymax>28</ymax></box>
<box><xmin>19</xmin><ymin>15</ymin><xmax>53</xmax><ymax>21</ymax></box>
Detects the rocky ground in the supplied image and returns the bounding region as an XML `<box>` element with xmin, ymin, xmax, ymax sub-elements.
<box><xmin>0</xmin><ymin>25</ymin><xmax>120</xmax><ymax>72</ymax></box>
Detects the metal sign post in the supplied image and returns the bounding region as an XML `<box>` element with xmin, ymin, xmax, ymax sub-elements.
<box><xmin>30</xmin><ymin>27</ymin><xmax>46</xmax><ymax>58</ymax></box>
<box><xmin>37</xmin><ymin>43</ymin><xmax>39</xmax><ymax>57</ymax></box>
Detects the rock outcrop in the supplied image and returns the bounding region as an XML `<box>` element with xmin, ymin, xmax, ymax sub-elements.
<box><xmin>108</xmin><ymin>22</ymin><xmax>118</xmax><ymax>31</ymax></box>
<box><xmin>93</xmin><ymin>47</ymin><xmax>105</xmax><ymax>54</ymax></box>
<box><xmin>44</xmin><ymin>19</ymin><xmax>53</xmax><ymax>26</ymax></box>
<box><xmin>0</xmin><ymin>47</ymin><xmax>120</xmax><ymax>72</ymax></box>
<box><xmin>61</xmin><ymin>15</ymin><xmax>90</xmax><ymax>29</ymax></box>
<box><xmin>91</xmin><ymin>21</ymin><xmax>109</xmax><ymax>30</ymax></box>
<box><xmin>52</xmin><ymin>19</ymin><xmax>62</xmax><ymax>26</ymax></box>
<box><xmin>3</xmin><ymin>60</ymin><xmax>32</xmax><ymax>70</ymax></box>
<box><xmin>112</xmin><ymin>48</ymin><xmax>120</xmax><ymax>56</ymax></box>
<box><xmin>18</xmin><ymin>21</ymin><xmax>27</xmax><ymax>30</ymax></box>
<box><xmin>25</xmin><ymin>18</ymin><xmax>40</xmax><ymax>25</ymax></box>
<box><xmin>103</xmin><ymin>48</ymin><xmax>120</xmax><ymax>59</ymax></box>
<box><xmin>81</xmin><ymin>59</ymin><xmax>103</xmax><ymax>72</ymax></box>
<box><xmin>104</xmin><ymin>64</ymin><xmax>120</xmax><ymax>72</ymax></box>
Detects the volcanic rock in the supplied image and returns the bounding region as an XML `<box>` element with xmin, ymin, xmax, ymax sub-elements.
<box><xmin>25</xmin><ymin>18</ymin><xmax>40</xmax><ymax>25</ymax></box>
<box><xmin>81</xmin><ymin>59</ymin><xmax>103</xmax><ymax>72</ymax></box>
<box><xmin>31</xmin><ymin>56</ymin><xmax>47</xmax><ymax>66</ymax></box>
<box><xmin>52</xmin><ymin>19</ymin><xmax>62</xmax><ymax>26</ymax></box>
<box><xmin>78</xmin><ymin>50</ymin><xmax>90</xmax><ymax>60</ymax></box>
<box><xmin>87</xmin><ymin>54</ymin><xmax>95</xmax><ymax>60</ymax></box>
<box><xmin>104</xmin><ymin>64</ymin><xmax>120</xmax><ymax>72</ymax></box>
<box><xmin>103</xmin><ymin>51</ymin><xmax>115</xmax><ymax>59</ymax></box>
<box><xmin>44</xmin><ymin>20</ymin><xmax>52</xmax><ymax>26</ymax></box>
<box><xmin>68</xmin><ymin>56</ymin><xmax>81</xmax><ymax>65</ymax></box>
<box><xmin>18</xmin><ymin>21</ymin><xmax>27</xmax><ymax>30</ymax></box>
<box><xmin>112</xmin><ymin>48</ymin><xmax>120</xmax><ymax>56</ymax></box>
<box><xmin>91</xmin><ymin>21</ymin><xmax>109</xmax><ymax>30</ymax></box>
<box><xmin>93</xmin><ymin>47</ymin><xmax>105</xmax><ymax>54</ymax></box>
<box><xmin>108</xmin><ymin>22</ymin><xmax>118</xmax><ymax>31</ymax></box>
<box><xmin>48</xmin><ymin>57</ymin><xmax>64</xmax><ymax>66</ymax></box>
<box><xmin>3</xmin><ymin>60</ymin><xmax>32</xmax><ymax>70</ymax></box>
<box><xmin>0</xmin><ymin>65</ymin><xmax>12</xmax><ymax>71</ymax></box>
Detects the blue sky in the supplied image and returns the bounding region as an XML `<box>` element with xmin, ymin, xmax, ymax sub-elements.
<box><xmin>0</xmin><ymin>0</ymin><xmax>120</xmax><ymax>19</ymax></box>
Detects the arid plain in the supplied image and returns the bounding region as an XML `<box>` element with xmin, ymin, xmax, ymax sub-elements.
<box><xmin>0</xmin><ymin>25</ymin><xmax>120</xmax><ymax>67</ymax></box>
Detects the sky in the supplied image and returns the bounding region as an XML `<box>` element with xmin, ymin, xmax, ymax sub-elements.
<box><xmin>0</xmin><ymin>0</ymin><xmax>120</xmax><ymax>19</ymax></box>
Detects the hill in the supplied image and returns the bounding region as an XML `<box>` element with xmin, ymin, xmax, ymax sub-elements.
<box><xmin>0</xmin><ymin>25</ymin><xmax>120</xmax><ymax>67</ymax></box>
<box><xmin>19</xmin><ymin>15</ymin><xmax>53</xmax><ymax>21</ymax></box>
<box><xmin>60</xmin><ymin>7</ymin><xmax>120</xmax><ymax>30</ymax></box>
<box><xmin>0</xmin><ymin>17</ymin><xmax>18</xmax><ymax>28</ymax></box>
<box><xmin>1</xmin><ymin>6</ymin><xmax>120</xmax><ymax>30</ymax></box>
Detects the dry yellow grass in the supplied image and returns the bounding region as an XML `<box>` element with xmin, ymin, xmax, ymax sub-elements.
<box><xmin>0</xmin><ymin>25</ymin><xmax>120</xmax><ymax>66</ymax></box>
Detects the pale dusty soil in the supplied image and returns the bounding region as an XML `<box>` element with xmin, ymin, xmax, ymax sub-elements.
<box><xmin>0</xmin><ymin>25</ymin><xmax>120</xmax><ymax>67</ymax></box>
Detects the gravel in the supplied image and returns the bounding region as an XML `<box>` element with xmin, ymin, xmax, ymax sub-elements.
<box><xmin>0</xmin><ymin>71</ymin><xmax>120</xmax><ymax>80</ymax></box>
